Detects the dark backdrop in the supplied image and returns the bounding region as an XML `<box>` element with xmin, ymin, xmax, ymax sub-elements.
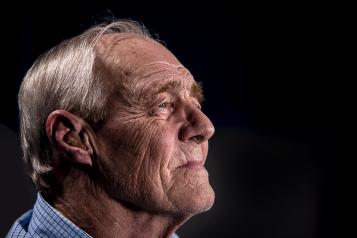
<box><xmin>1</xmin><ymin>1</ymin><xmax>341</xmax><ymax>237</ymax></box>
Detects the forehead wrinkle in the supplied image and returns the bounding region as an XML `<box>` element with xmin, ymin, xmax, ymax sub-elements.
<box><xmin>137</xmin><ymin>75</ymin><xmax>204</xmax><ymax>105</ymax></box>
<box><xmin>126</xmin><ymin>62</ymin><xmax>186</xmax><ymax>94</ymax></box>
<box><xmin>129</xmin><ymin>61</ymin><xmax>193</xmax><ymax>95</ymax></box>
<box><xmin>132</xmin><ymin>62</ymin><xmax>193</xmax><ymax>87</ymax></box>
<box><xmin>132</xmin><ymin>61</ymin><xmax>183</xmax><ymax>75</ymax></box>
<box><xmin>97</xmin><ymin>35</ymin><xmax>179</xmax><ymax>79</ymax></box>
<box><xmin>96</xmin><ymin>33</ymin><xmax>143</xmax><ymax>58</ymax></box>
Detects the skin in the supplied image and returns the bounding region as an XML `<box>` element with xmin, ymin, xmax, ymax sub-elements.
<box><xmin>46</xmin><ymin>33</ymin><xmax>215</xmax><ymax>238</ymax></box>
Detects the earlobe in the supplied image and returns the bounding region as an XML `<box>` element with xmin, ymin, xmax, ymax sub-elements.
<box><xmin>46</xmin><ymin>110</ymin><xmax>94</xmax><ymax>166</ymax></box>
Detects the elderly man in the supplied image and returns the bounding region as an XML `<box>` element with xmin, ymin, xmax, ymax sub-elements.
<box><xmin>7</xmin><ymin>20</ymin><xmax>215</xmax><ymax>238</ymax></box>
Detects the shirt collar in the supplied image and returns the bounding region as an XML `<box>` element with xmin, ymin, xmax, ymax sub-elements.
<box><xmin>27</xmin><ymin>192</ymin><xmax>179</xmax><ymax>238</ymax></box>
<box><xmin>28</xmin><ymin>193</ymin><xmax>91</xmax><ymax>238</ymax></box>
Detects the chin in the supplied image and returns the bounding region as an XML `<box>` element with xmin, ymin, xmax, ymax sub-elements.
<box><xmin>189</xmin><ymin>184</ymin><xmax>215</xmax><ymax>214</ymax></box>
<box><xmin>171</xmin><ymin>182</ymin><xmax>215</xmax><ymax>215</ymax></box>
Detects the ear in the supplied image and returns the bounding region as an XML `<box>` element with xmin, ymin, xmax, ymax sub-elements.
<box><xmin>46</xmin><ymin>110</ymin><xmax>96</xmax><ymax>166</ymax></box>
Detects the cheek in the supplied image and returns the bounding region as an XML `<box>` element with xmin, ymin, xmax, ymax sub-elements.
<box><xmin>98</xmin><ymin>118</ymin><xmax>176</xmax><ymax>195</ymax></box>
<box><xmin>142</xmin><ymin>123</ymin><xmax>178</xmax><ymax>192</ymax></box>
<box><xmin>97</xmin><ymin>112</ymin><xmax>197</xmax><ymax>212</ymax></box>
<box><xmin>132</xmin><ymin>121</ymin><xmax>179</xmax><ymax>202</ymax></box>
<box><xmin>148</xmin><ymin>123</ymin><xmax>177</xmax><ymax>163</ymax></box>
<box><xmin>96</xmin><ymin>120</ymin><xmax>158</xmax><ymax>187</ymax></box>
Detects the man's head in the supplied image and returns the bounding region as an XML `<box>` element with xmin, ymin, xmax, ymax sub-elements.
<box><xmin>19</xmin><ymin>20</ymin><xmax>215</xmax><ymax>217</ymax></box>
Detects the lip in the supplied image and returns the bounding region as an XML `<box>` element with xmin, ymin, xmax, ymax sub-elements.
<box><xmin>179</xmin><ymin>160</ymin><xmax>205</xmax><ymax>170</ymax></box>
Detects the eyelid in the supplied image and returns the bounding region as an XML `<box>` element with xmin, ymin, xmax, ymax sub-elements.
<box><xmin>158</xmin><ymin>101</ymin><xmax>175</xmax><ymax>108</ymax></box>
<box><xmin>147</xmin><ymin>94</ymin><xmax>169</xmax><ymax>108</ymax></box>
<box><xmin>156</xmin><ymin>93</ymin><xmax>174</xmax><ymax>107</ymax></box>
<box><xmin>147</xmin><ymin>94</ymin><xmax>175</xmax><ymax>117</ymax></box>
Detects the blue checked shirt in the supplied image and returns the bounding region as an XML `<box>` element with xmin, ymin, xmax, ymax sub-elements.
<box><xmin>7</xmin><ymin>193</ymin><xmax>180</xmax><ymax>238</ymax></box>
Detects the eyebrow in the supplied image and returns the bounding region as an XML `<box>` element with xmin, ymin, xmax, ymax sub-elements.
<box><xmin>155</xmin><ymin>80</ymin><xmax>204</xmax><ymax>103</ymax></box>
<box><xmin>191</xmin><ymin>82</ymin><xmax>204</xmax><ymax>103</ymax></box>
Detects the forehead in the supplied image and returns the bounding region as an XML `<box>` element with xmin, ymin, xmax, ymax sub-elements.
<box><xmin>96</xmin><ymin>33</ymin><xmax>182</xmax><ymax>73</ymax></box>
<box><xmin>96</xmin><ymin>33</ymin><xmax>197</xmax><ymax>101</ymax></box>
<box><xmin>96</xmin><ymin>33</ymin><xmax>197</xmax><ymax>95</ymax></box>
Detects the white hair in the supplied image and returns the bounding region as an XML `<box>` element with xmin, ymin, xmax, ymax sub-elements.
<box><xmin>18</xmin><ymin>20</ymin><xmax>152</xmax><ymax>191</ymax></box>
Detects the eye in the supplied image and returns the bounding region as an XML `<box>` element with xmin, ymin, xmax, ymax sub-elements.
<box><xmin>158</xmin><ymin>101</ymin><xmax>174</xmax><ymax>109</ymax></box>
<box><xmin>148</xmin><ymin>97</ymin><xmax>175</xmax><ymax>117</ymax></box>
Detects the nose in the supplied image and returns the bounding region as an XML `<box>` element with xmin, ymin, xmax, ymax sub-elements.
<box><xmin>178</xmin><ymin>104</ymin><xmax>215</xmax><ymax>144</ymax></box>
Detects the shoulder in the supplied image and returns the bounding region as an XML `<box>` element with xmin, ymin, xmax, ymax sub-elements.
<box><xmin>6</xmin><ymin>210</ymin><xmax>33</xmax><ymax>238</ymax></box>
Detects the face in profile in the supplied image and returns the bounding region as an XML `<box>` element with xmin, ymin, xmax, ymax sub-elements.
<box><xmin>94</xmin><ymin>34</ymin><xmax>215</xmax><ymax>216</ymax></box>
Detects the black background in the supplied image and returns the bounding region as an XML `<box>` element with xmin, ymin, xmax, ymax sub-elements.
<box><xmin>1</xmin><ymin>1</ymin><xmax>342</xmax><ymax>237</ymax></box>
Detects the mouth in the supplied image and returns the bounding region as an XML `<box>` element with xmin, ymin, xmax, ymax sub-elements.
<box><xmin>178</xmin><ymin>160</ymin><xmax>205</xmax><ymax>170</ymax></box>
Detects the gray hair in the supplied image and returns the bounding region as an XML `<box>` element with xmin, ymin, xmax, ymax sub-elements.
<box><xmin>18</xmin><ymin>20</ymin><xmax>152</xmax><ymax>191</ymax></box>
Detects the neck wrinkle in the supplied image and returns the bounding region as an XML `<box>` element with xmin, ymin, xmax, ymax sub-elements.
<box><xmin>50</xmin><ymin>168</ymin><xmax>187</xmax><ymax>238</ymax></box>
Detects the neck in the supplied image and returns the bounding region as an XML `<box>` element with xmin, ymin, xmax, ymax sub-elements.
<box><xmin>48</xmin><ymin>168</ymin><xmax>188</xmax><ymax>238</ymax></box>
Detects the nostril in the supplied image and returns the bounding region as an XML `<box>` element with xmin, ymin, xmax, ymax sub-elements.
<box><xmin>191</xmin><ymin>135</ymin><xmax>204</xmax><ymax>143</ymax></box>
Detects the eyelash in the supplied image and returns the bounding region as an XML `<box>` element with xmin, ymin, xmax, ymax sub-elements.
<box><xmin>149</xmin><ymin>97</ymin><xmax>202</xmax><ymax>118</ymax></box>
<box><xmin>157</xmin><ymin>101</ymin><xmax>201</xmax><ymax>110</ymax></box>
<box><xmin>158</xmin><ymin>101</ymin><xmax>174</xmax><ymax>109</ymax></box>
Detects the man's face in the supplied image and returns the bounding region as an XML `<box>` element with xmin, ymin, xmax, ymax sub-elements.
<box><xmin>94</xmin><ymin>34</ymin><xmax>215</xmax><ymax>216</ymax></box>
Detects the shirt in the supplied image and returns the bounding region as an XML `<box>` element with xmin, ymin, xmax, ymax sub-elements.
<box><xmin>7</xmin><ymin>193</ymin><xmax>179</xmax><ymax>238</ymax></box>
